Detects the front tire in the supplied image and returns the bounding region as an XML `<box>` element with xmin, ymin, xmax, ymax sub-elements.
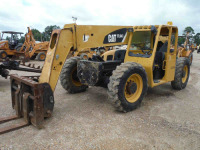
<box><xmin>171</xmin><ymin>57</ymin><xmax>190</xmax><ymax>90</ymax></box>
<box><xmin>60</xmin><ymin>57</ymin><xmax>88</xmax><ymax>93</ymax></box>
<box><xmin>108</xmin><ymin>62</ymin><xmax>148</xmax><ymax>112</ymax></box>
<box><xmin>36</xmin><ymin>52</ymin><xmax>46</xmax><ymax>61</ymax></box>
<box><xmin>189</xmin><ymin>53</ymin><xmax>193</xmax><ymax>66</ymax></box>
<box><xmin>0</xmin><ymin>50</ymin><xmax>7</xmax><ymax>59</ymax></box>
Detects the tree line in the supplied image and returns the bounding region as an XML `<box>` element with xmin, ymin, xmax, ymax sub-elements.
<box><xmin>178</xmin><ymin>26</ymin><xmax>200</xmax><ymax>46</ymax></box>
<box><xmin>19</xmin><ymin>25</ymin><xmax>60</xmax><ymax>42</ymax></box>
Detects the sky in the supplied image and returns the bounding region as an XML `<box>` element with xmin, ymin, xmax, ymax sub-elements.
<box><xmin>0</xmin><ymin>0</ymin><xmax>199</xmax><ymax>36</ymax></box>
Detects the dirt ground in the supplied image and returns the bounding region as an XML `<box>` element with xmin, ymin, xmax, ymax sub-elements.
<box><xmin>0</xmin><ymin>53</ymin><xmax>200</xmax><ymax>150</ymax></box>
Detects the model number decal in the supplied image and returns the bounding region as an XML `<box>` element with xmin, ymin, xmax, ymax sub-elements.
<box><xmin>103</xmin><ymin>28</ymin><xmax>127</xmax><ymax>44</ymax></box>
<box><xmin>108</xmin><ymin>34</ymin><xmax>125</xmax><ymax>43</ymax></box>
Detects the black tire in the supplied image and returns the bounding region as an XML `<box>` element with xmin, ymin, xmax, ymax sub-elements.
<box><xmin>15</xmin><ymin>44</ymin><xmax>23</xmax><ymax>51</ymax></box>
<box><xmin>60</xmin><ymin>57</ymin><xmax>88</xmax><ymax>93</ymax></box>
<box><xmin>108</xmin><ymin>62</ymin><xmax>148</xmax><ymax>112</ymax></box>
<box><xmin>36</xmin><ymin>52</ymin><xmax>46</xmax><ymax>61</ymax></box>
<box><xmin>189</xmin><ymin>53</ymin><xmax>193</xmax><ymax>66</ymax></box>
<box><xmin>171</xmin><ymin>57</ymin><xmax>190</xmax><ymax>90</ymax></box>
<box><xmin>0</xmin><ymin>50</ymin><xmax>7</xmax><ymax>59</ymax></box>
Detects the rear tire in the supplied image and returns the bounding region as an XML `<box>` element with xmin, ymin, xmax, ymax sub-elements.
<box><xmin>171</xmin><ymin>57</ymin><xmax>190</xmax><ymax>90</ymax></box>
<box><xmin>15</xmin><ymin>44</ymin><xmax>23</xmax><ymax>51</ymax></box>
<box><xmin>60</xmin><ymin>57</ymin><xmax>88</xmax><ymax>93</ymax></box>
<box><xmin>0</xmin><ymin>50</ymin><xmax>7</xmax><ymax>59</ymax></box>
<box><xmin>36</xmin><ymin>52</ymin><xmax>46</xmax><ymax>61</ymax></box>
<box><xmin>108</xmin><ymin>62</ymin><xmax>148</xmax><ymax>112</ymax></box>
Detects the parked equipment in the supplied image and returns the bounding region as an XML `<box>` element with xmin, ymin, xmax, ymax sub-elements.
<box><xmin>16</xmin><ymin>27</ymin><xmax>49</xmax><ymax>61</ymax></box>
<box><xmin>177</xmin><ymin>32</ymin><xmax>194</xmax><ymax>65</ymax></box>
<box><xmin>0</xmin><ymin>31</ymin><xmax>23</xmax><ymax>59</ymax></box>
<box><xmin>0</xmin><ymin>58</ymin><xmax>41</xmax><ymax>79</ymax></box>
<box><xmin>197</xmin><ymin>44</ymin><xmax>200</xmax><ymax>53</ymax></box>
<box><xmin>0</xmin><ymin>23</ymin><xmax>190</xmax><ymax>134</ymax></box>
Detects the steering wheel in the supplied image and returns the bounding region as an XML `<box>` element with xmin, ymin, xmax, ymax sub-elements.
<box><xmin>141</xmin><ymin>48</ymin><xmax>152</xmax><ymax>55</ymax></box>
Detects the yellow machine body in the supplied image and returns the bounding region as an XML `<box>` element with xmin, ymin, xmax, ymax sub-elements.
<box><xmin>40</xmin><ymin>23</ymin><xmax>178</xmax><ymax>90</ymax></box>
<box><xmin>2</xmin><ymin>23</ymin><xmax>187</xmax><ymax>135</ymax></box>
<box><xmin>177</xmin><ymin>32</ymin><xmax>194</xmax><ymax>64</ymax></box>
<box><xmin>0</xmin><ymin>40</ymin><xmax>10</xmax><ymax>50</ymax></box>
<box><xmin>16</xmin><ymin>27</ymin><xmax>49</xmax><ymax>60</ymax></box>
<box><xmin>40</xmin><ymin>24</ymin><xmax>132</xmax><ymax>90</ymax></box>
<box><xmin>0</xmin><ymin>31</ymin><xmax>23</xmax><ymax>58</ymax></box>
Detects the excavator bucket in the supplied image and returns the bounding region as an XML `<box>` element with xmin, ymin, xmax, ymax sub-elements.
<box><xmin>0</xmin><ymin>74</ymin><xmax>54</xmax><ymax>134</ymax></box>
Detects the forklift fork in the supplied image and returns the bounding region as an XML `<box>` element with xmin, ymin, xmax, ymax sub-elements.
<box><xmin>0</xmin><ymin>74</ymin><xmax>54</xmax><ymax>135</ymax></box>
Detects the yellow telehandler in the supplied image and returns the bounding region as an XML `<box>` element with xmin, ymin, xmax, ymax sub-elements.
<box><xmin>0</xmin><ymin>23</ymin><xmax>190</xmax><ymax>134</ymax></box>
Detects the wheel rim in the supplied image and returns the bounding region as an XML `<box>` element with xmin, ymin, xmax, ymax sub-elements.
<box><xmin>124</xmin><ymin>74</ymin><xmax>143</xmax><ymax>103</ymax></box>
<box><xmin>40</xmin><ymin>54</ymin><xmax>45</xmax><ymax>60</ymax></box>
<box><xmin>71</xmin><ymin>67</ymin><xmax>82</xmax><ymax>86</ymax></box>
<box><xmin>182</xmin><ymin>65</ymin><xmax>188</xmax><ymax>83</ymax></box>
<box><xmin>1</xmin><ymin>53</ymin><xmax>6</xmax><ymax>58</ymax></box>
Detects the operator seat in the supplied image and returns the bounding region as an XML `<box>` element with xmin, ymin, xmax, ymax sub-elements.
<box><xmin>154</xmin><ymin>41</ymin><xmax>168</xmax><ymax>68</ymax></box>
<box><xmin>14</xmin><ymin>39</ymin><xmax>19</xmax><ymax>46</ymax></box>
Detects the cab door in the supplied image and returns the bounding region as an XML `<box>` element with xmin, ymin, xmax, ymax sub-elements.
<box><xmin>163</xmin><ymin>27</ymin><xmax>178</xmax><ymax>82</ymax></box>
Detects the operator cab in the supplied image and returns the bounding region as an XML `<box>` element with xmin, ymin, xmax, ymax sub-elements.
<box><xmin>120</xmin><ymin>25</ymin><xmax>177</xmax><ymax>85</ymax></box>
<box><xmin>128</xmin><ymin>30</ymin><xmax>153</xmax><ymax>58</ymax></box>
<box><xmin>1</xmin><ymin>31</ymin><xmax>23</xmax><ymax>50</ymax></box>
<box><xmin>152</xmin><ymin>28</ymin><xmax>176</xmax><ymax>82</ymax></box>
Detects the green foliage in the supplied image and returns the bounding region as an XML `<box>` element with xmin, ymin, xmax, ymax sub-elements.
<box><xmin>19</xmin><ymin>36</ymin><xmax>25</xmax><ymax>43</ymax></box>
<box><xmin>31</xmin><ymin>29</ymin><xmax>42</xmax><ymax>41</ymax></box>
<box><xmin>22</xmin><ymin>25</ymin><xmax>60</xmax><ymax>42</ymax></box>
<box><xmin>5</xmin><ymin>34</ymin><xmax>24</xmax><ymax>43</ymax></box>
<box><xmin>194</xmin><ymin>33</ymin><xmax>200</xmax><ymax>45</ymax></box>
<box><xmin>41</xmin><ymin>32</ymin><xmax>49</xmax><ymax>41</ymax></box>
<box><xmin>183</xmin><ymin>26</ymin><xmax>195</xmax><ymax>35</ymax></box>
<box><xmin>179</xmin><ymin>26</ymin><xmax>198</xmax><ymax>46</ymax></box>
<box><xmin>178</xmin><ymin>37</ymin><xmax>185</xmax><ymax>46</ymax></box>
<box><xmin>43</xmin><ymin>25</ymin><xmax>60</xmax><ymax>41</ymax></box>
<box><xmin>6</xmin><ymin>36</ymin><xmax>10</xmax><ymax>41</ymax></box>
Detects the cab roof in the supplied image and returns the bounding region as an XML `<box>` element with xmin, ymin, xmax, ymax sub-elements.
<box><xmin>2</xmin><ymin>31</ymin><xmax>24</xmax><ymax>34</ymax></box>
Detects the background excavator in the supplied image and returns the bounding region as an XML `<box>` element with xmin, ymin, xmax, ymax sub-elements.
<box><xmin>0</xmin><ymin>27</ymin><xmax>49</xmax><ymax>61</ymax></box>
<box><xmin>177</xmin><ymin>32</ymin><xmax>195</xmax><ymax>65</ymax></box>
<box><xmin>0</xmin><ymin>23</ymin><xmax>190</xmax><ymax>135</ymax></box>
<box><xmin>16</xmin><ymin>27</ymin><xmax>49</xmax><ymax>61</ymax></box>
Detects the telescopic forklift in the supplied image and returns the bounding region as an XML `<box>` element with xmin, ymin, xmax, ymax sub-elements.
<box><xmin>0</xmin><ymin>22</ymin><xmax>190</xmax><ymax>134</ymax></box>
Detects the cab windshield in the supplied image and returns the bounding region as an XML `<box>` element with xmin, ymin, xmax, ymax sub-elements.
<box><xmin>130</xmin><ymin>31</ymin><xmax>152</xmax><ymax>50</ymax></box>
